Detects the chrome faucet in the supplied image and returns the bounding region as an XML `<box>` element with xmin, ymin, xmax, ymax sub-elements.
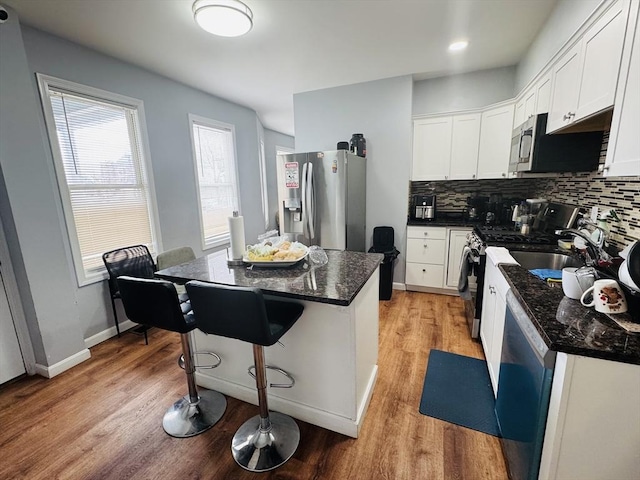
<box><xmin>555</xmin><ymin>218</ymin><xmax>609</xmax><ymax>266</ymax></box>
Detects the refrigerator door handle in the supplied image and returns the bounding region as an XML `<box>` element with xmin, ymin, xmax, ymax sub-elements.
<box><xmin>301</xmin><ymin>162</ymin><xmax>308</xmax><ymax>239</ymax></box>
<box><xmin>307</xmin><ymin>162</ymin><xmax>315</xmax><ymax>240</ymax></box>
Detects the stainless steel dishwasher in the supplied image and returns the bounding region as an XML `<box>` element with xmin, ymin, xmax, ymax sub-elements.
<box><xmin>495</xmin><ymin>290</ymin><xmax>557</xmax><ymax>480</ymax></box>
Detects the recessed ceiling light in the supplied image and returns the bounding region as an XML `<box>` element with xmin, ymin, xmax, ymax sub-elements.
<box><xmin>193</xmin><ymin>0</ymin><xmax>253</xmax><ymax>37</ymax></box>
<box><xmin>448</xmin><ymin>41</ymin><xmax>469</xmax><ymax>52</ymax></box>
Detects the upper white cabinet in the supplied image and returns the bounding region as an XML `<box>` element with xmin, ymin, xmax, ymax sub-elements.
<box><xmin>412</xmin><ymin>113</ymin><xmax>480</xmax><ymax>181</ymax></box>
<box><xmin>548</xmin><ymin>0</ymin><xmax>627</xmax><ymax>133</ymax></box>
<box><xmin>412</xmin><ymin>117</ymin><xmax>452</xmax><ymax>180</ymax></box>
<box><xmin>535</xmin><ymin>72</ymin><xmax>552</xmax><ymax>115</ymax></box>
<box><xmin>605</xmin><ymin>0</ymin><xmax>640</xmax><ymax>177</ymax></box>
<box><xmin>450</xmin><ymin>113</ymin><xmax>481</xmax><ymax>180</ymax></box>
<box><xmin>514</xmin><ymin>89</ymin><xmax>537</xmax><ymax>128</ymax></box>
<box><xmin>477</xmin><ymin>103</ymin><xmax>515</xmax><ymax>179</ymax></box>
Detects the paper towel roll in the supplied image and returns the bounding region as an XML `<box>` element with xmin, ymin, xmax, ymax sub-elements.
<box><xmin>228</xmin><ymin>212</ymin><xmax>246</xmax><ymax>260</ymax></box>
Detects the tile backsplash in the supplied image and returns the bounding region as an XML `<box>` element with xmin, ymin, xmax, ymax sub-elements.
<box><xmin>411</xmin><ymin>134</ymin><xmax>640</xmax><ymax>250</ymax></box>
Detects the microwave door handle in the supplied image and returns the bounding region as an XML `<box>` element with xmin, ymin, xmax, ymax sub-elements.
<box><xmin>520</xmin><ymin>131</ymin><xmax>532</xmax><ymax>159</ymax></box>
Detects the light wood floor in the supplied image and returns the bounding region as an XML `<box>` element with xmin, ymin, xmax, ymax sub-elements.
<box><xmin>0</xmin><ymin>291</ymin><xmax>508</xmax><ymax>479</ymax></box>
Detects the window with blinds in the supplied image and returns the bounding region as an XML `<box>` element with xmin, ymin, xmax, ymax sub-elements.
<box><xmin>37</xmin><ymin>75</ymin><xmax>158</xmax><ymax>285</ymax></box>
<box><xmin>189</xmin><ymin>116</ymin><xmax>240</xmax><ymax>248</ymax></box>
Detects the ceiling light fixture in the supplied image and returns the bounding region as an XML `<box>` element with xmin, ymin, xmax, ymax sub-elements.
<box><xmin>448</xmin><ymin>40</ymin><xmax>469</xmax><ymax>52</ymax></box>
<box><xmin>193</xmin><ymin>0</ymin><xmax>253</xmax><ymax>37</ymax></box>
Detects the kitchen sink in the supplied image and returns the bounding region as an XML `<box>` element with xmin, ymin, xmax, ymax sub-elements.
<box><xmin>509</xmin><ymin>250</ymin><xmax>584</xmax><ymax>270</ymax></box>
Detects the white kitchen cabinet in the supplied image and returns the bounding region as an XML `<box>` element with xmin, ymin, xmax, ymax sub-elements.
<box><xmin>412</xmin><ymin>117</ymin><xmax>452</xmax><ymax>180</ymax></box>
<box><xmin>449</xmin><ymin>113</ymin><xmax>481</xmax><ymax>180</ymax></box>
<box><xmin>535</xmin><ymin>71</ymin><xmax>552</xmax><ymax>115</ymax></box>
<box><xmin>405</xmin><ymin>226</ymin><xmax>446</xmax><ymax>289</ymax></box>
<box><xmin>445</xmin><ymin>229</ymin><xmax>473</xmax><ymax>289</ymax></box>
<box><xmin>514</xmin><ymin>89</ymin><xmax>537</xmax><ymax>129</ymax></box>
<box><xmin>539</xmin><ymin>354</ymin><xmax>640</xmax><ymax>480</ymax></box>
<box><xmin>480</xmin><ymin>247</ymin><xmax>517</xmax><ymax>395</ymax></box>
<box><xmin>412</xmin><ymin>113</ymin><xmax>480</xmax><ymax>181</ymax></box>
<box><xmin>605</xmin><ymin>0</ymin><xmax>640</xmax><ymax>177</ymax></box>
<box><xmin>477</xmin><ymin>103</ymin><xmax>515</xmax><ymax>179</ymax></box>
<box><xmin>548</xmin><ymin>0</ymin><xmax>627</xmax><ymax>132</ymax></box>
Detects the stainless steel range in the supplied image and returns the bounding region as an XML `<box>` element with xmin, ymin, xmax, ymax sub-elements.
<box><xmin>460</xmin><ymin>220</ymin><xmax>574</xmax><ymax>339</ymax></box>
<box><xmin>459</xmin><ymin>202</ymin><xmax>581</xmax><ymax>338</ymax></box>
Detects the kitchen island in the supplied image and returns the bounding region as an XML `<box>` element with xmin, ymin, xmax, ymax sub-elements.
<box><xmin>156</xmin><ymin>249</ymin><xmax>383</xmax><ymax>438</ymax></box>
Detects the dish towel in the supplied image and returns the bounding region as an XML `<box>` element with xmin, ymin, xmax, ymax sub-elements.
<box><xmin>529</xmin><ymin>269</ymin><xmax>563</xmax><ymax>281</ymax></box>
<box><xmin>458</xmin><ymin>246</ymin><xmax>474</xmax><ymax>300</ymax></box>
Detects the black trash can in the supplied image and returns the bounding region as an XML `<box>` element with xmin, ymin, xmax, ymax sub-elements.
<box><xmin>368</xmin><ymin>226</ymin><xmax>400</xmax><ymax>301</ymax></box>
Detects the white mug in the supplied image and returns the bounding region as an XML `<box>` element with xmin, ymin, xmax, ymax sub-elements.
<box><xmin>580</xmin><ymin>279</ymin><xmax>628</xmax><ymax>314</ymax></box>
<box><xmin>562</xmin><ymin>267</ymin><xmax>595</xmax><ymax>300</ymax></box>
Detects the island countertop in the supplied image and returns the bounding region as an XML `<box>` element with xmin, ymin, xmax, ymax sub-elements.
<box><xmin>155</xmin><ymin>249</ymin><xmax>383</xmax><ymax>306</ymax></box>
<box><xmin>499</xmin><ymin>264</ymin><xmax>640</xmax><ymax>365</ymax></box>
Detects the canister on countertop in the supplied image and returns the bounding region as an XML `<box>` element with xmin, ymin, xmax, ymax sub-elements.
<box><xmin>350</xmin><ymin>133</ymin><xmax>366</xmax><ymax>157</ymax></box>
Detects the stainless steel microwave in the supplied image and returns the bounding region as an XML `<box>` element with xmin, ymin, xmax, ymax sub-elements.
<box><xmin>509</xmin><ymin>113</ymin><xmax>603</xmax><ymax>173</ymax></box>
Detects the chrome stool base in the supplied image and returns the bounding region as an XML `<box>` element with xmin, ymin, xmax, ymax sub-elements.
<box><xmin>231</xmin><ymin>411</ymin><xmax>300</xmax><ymax>472</ymax></box>
<box><xmin>162</xmin><ymin>389</ymin><xmax>226</xmax><ymax>438</ymax></box>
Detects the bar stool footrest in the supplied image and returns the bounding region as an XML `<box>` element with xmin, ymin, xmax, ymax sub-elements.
<box><xmin>247</xmin><ymin>365</ymin><xmax>295</xmax><ymax>388</ymax></box>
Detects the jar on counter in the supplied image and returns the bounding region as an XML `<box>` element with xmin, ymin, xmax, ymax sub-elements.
<box><xmin>350</xmin><ymin>133</ymin><xmax>366</xmax><ymax>157</ymax></box>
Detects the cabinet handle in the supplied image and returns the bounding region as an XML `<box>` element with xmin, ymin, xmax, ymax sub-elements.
<box><xmin>472</xmin><ymin>174</ymin><xmax>476</xmax><ymax>179</ymax></box>
<box><xmin>569</xmin><ymin>112</ymin><xmax>576</xmax><ymax>117</ymax></box>
<box><xmin>563</xmin><ymin>113</ymin><xmax>571</xmax><ymax>120</ymax></box>
<box><xmin>489</xmin><ymin>286</ymin><xmax>496</xmax><ymax>294</ymax></box>
<box><xmin>444</xmin><ymin>175</ymin><xmax>448</xmax><ymax>179</ymax></box>
<box><xmin>424</xmin><ymin>232</ymin><xmax>429</xmax><ymax>236</ymax></box>
<box><xmin>501</xmin><ymin>173</ymin><xmax>506</xmax><ymax>177</ymax></box>
<box><xmin>422</xmin><ymin>269</ymin><xmax>426</xmax><ymax>272</ymax></box>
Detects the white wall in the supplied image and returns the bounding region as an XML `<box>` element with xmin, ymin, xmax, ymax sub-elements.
<box><xmin>516</xmin><ymin>0</ymin><xmax>604</xmax><ymax>90</ymax></box>
<box><xmin>294</xmin><ymin>76</ymin><xmax>413</xmax><ymax>283</ymax></box>
<box><xmin>413</xmin><ymin>66</ymin><xmax>516</xmax><ymax>115</ymax></box>
<box><xmin>0</xmin><ymin>11</ymin><xmax>271</xmax><ymax>366</ymax></box>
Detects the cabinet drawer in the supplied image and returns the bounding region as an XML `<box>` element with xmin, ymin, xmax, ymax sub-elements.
<box><xmin>406</xmin><ymin>238</ymin><xmax>446</xmax><ymax>264</ymax></box>
<box><xmin>407</xmin><ymin>226</ymin><xmax>447</xmax><ymax>240</ymax></box>
<box><xmin>406</xmin><ymin>263</ymin><xmax>445</xmax><ymax>288</ymax></box>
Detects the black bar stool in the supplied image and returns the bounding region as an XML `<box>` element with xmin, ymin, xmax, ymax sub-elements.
<box><xmin>117</xmin><ymin>276</ymin><xmax>227</xmax><ymax>438</ymax></box>
<box><xmin>185</xmin><ymin>281</ymin><xmax>304</xmax><ymax>472</ymax></box>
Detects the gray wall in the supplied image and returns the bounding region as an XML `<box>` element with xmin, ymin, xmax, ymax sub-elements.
<box><xmin>0</xmin><ymin>8</ymin><xmax>84</xmax><ymax>366</ymax></box>
<box><xmin>0</xmin><ymin>12</ymin><xmax>270</xmax><ymax>366</ymax></box>
<box><xmin>264</xmin><ymin>128</ymin><xmax>294</xmax><ymax>231</ymax></box>
<box><xmin>294</xmin><ymin>76</ymin><xmax>413</xmax><ymax>283</ymax></box>
<box><xmin>516</xmin><ymin>0</ymin><xmax>604</xmax><ymax>90</ymax></box>
<box><xmin>413</xmin><ymin>66</ymin><xmax>517</xmax><ymax>115</ymax></box>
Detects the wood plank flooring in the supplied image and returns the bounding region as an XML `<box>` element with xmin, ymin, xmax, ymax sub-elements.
<box><xmin>0</xmin><ymin>291</ymin><xmax>508</xmax><ymax>479</ymax></box>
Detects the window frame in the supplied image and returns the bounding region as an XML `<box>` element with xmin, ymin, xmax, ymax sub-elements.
<box><xmin>188</xmin><ymin>114</ymin><xmax>242</xmax><ymax>251</ymax></box>
<box><xmin>36</xmin><ymin>73</ymin><xmax>162</xmax><ymax>287</ymax></box>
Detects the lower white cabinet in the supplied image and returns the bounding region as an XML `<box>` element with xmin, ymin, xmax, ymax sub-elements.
<box><xmin>406</xmin><ymin>226</ymin><xmax>473</xmax><ymax>293</ymax></box>
<box><xmin>539</xmin><ymin>354</ymin><xmax>640</xmax><ymax>480</ymax></box>
<box><xmin>480</xmin><ymin>247</ymin><xmax>517</xmax><ymax>395</ymax></box>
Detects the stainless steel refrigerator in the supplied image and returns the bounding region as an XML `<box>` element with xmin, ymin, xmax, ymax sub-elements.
<box><xmin>276</xmin><ymin>150</ymin><xmax>366</xmax><ymax>251</ymax></box>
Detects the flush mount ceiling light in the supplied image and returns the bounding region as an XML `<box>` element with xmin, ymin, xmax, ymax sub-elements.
<box><xmin>193</xmin><ymin>0</ymin><xmax>253</xmax><ymax>37</ymax></box>
<box><xmin>448</xmin><ymin>40</ymin><xmax>469</xmax><ymax>52</ymax></box>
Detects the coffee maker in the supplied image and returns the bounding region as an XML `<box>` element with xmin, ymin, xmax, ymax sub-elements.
<box><xmin>412</xmin><ymin>195</ymin><xmax>436</xmax><ymax>220</ymax></box>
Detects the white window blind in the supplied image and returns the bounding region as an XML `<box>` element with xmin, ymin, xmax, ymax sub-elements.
<box><xmin>38</xmin><ymin>75</ymin><xmax>158</xmax><ymax>285</ymax></box>
<box><xmin>190</xmin><ymin>117</ymin><xmax>240</xmax><ymax>248</ymax></box>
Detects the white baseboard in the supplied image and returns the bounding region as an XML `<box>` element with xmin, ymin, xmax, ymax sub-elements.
<box><xmin>392</xmin><ymin>282</ymin><xmax>406</xmax><ymax>291</ymax></box>
<box><xmin>34</xmin><ymin>348</ymin><xmax>91</xmax><ymax>378</ymax></box>
<box><xmin>195</xmin><ymin>366</ymin><xmax>378</xmax><ymax>438</ymax></box>
<box><xmin>84</xmin><ymin>320</ymin><xmax>138</xmax><ymax>349</ymax></box>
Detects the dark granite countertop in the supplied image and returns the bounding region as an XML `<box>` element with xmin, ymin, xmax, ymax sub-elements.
<box><xmin>499</xmin><ymin>264</ymin><xmax>640</xmax><ymax>365</ymax></box>
<box><xmin>155</xmin><ymin>249</ymin><xmax>383</xmax><ymax>306</ymax></box>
